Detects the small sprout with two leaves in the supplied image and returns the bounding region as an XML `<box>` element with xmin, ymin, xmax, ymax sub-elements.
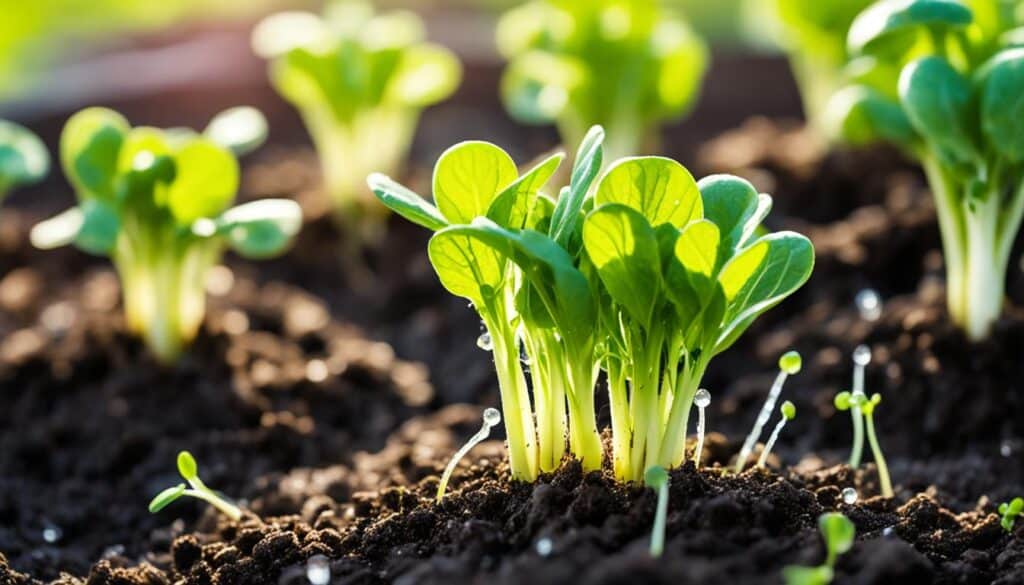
<box><xmin>0</xmin><ymin>119</ymin><xmax>49</xmax><ymax>203</ymax></box>
<box><xmin>645</xmin><ymin>465</ymin><xmax>670</xmax><ymax>558</ymax></box>
<box><xmin>783</xmin><ymin>512</ymin><xmax>856</xmax><ymax>585</ymax></box>
<box><xmin>436</xmin><ymin>407</ymin><xmax>502</xmax><ymax>503</ymax></box>
<box><xmin>999</xmin><ymin>497</ymin><xmax>1023</xmax><ymax>532</ymax></box>
<box><xmin>735</xmin><ymin>351</ymin><xmax>802</xmax><ymax>473</ymax></box>
<box><xmin>835</xmin><ymin>391</ymin><xmax>893</xmax><ymax>498</ymax></box>
<box><xmin>756</xmin><ymin>401</ymin><xmax>797</xmax><ymax>469</ymax></box>
<box><xmin>30</xmin><ymin>107</ymin><xmax>301</xmax><ymax>363</ymax></box>
<box><xmin>149</xmin><ymin>451</ymin><xmax>242</xmax><ymax>521</ymax></box>
<box><xmin>253</xmin><ymin>1</ymin><xmax>461</xmax><ymax>243</ymax></box>
<box><xmin>498</xmin><ymin>0</ymin><xmax>707</xmax><ymax>164</ymax></box>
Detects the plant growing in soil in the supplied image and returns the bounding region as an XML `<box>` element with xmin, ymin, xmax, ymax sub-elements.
<box><xmin>735</xmin><ymin>350</ymin><xmax>802</xmax><ymax>473</ymax></box>
<box><xmin>149</xmin><ymin>451</ymin><xmax>242</xmax><ymax>521</ymax></box>
<box><xmin>1000</xmin><ymin>497</ymin><xmax>1024</xmax><ymax>532</ymax></box>
<box><xmin>756</xmin><ymin>400</ymin><xmax>796</xmax><ymax>469</ymax></box>
<box><xmin>827</xmin><ymin>0</ymin><xmax>1024</xmax><ymax>341</ymax></box>
<box><xmin>0</xmin><ymin>119</ymin><xmax>49</xmax><ymax>203</ymax></box>
<box><xmin>497</xmin><ymin>0</ymin><xmax>708</xmax><ymax>164</ymax></box>
<box><xmin>436</xmin><ymin>407</ymin><xmax>502</xmax><ymax>503</ymax></box>
<box><xmin>783</xmin><ymin>512</ymin><xmax>856</xmax><ymax>585</ymax></box>
<box><xmin>835</xmin><ymin>390</ymin><xmax>893</xmax><ymax>497</ymax></box>
<box><xmin>30</xmin><ymin>107</ymin><xmax>301</xmax><ymax>363</ymax></box>
<box><xmin>645</xmin><ymin>465</ymin><xmax>669</xmax><ymax>558</ymax></box>
<box><xmin>252</xmin><ymin>1</ymin><xmax>461</xmax><ymax>245</ymax></box>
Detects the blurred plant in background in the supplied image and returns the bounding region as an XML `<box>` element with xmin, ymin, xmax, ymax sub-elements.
<box><xmin>0</xmin><ymin>119</ymin><xmax>49</xmax><ymax>203</ymax></box>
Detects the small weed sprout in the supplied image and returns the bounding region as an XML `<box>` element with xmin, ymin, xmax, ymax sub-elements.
<box><xmin>645</xmin><ymin>465</ymin><xmax>670</xmax><ymax>558</ymax></box>
<box><xmin>999</xmin><ymin>497</ymin><xmax>1023</xmax><ymax>532</ymax></box>
<box><xmin>149</xmin><ymin>451</ymin><xmax>242</xmax><ymax>521</ymax></box>
<box><xmin>783</xmin><ymin>512</ymin><xmax>856</xmax><ymax>585</ymax></box>
<box><xmin>0</xmin><ymin>119</ymin><xmax>49</xmax><ymax>204</ymax></box>
<box><xmin>860</xmin><ymin>393</ymin><xmax>893</xmax><ymax>498</ymax></box>
<box><xmin>848</xmin><ymin>345</ymin><xmax>871</xmax><ymax>466</ymax></box>
<box><xmin>436</xmin><ymin>407</ymin><xmax>502</xmax><ymax>503</ymax></box>
<box><xmin>757</xmin><ymin>401</ymin><xmax>796</xmax><ymax>469</ymax></box>
<box><xmin>735</xmin><ymin>351</ymin><xmax>802</xmax><ymax>473</ymax></box>
<box><xmin>692</xmin><ymin>388</ymin><xmax>711</xmax><ymax>468</ymax></box>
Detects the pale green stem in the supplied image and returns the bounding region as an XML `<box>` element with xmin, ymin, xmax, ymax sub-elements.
<box><xmin>607</xmin><ymin>359</ymin><xmax>632</xmax><ymax>482</ymax></box>
<box><xmin>734</xmin><ymin>370</ymin><xmax>789</xmax><ymax>473</ymax></box>
<box><xmin>756</xmin><ymin>417</ymin><xmax>788</xmax><ymax>469</ymax></box>
<box><xmin>656</xmin><ymin>362</ymin><xmax>703</xmax><ymax>469</ymax></box>
<box><xmin>649</xmin><ymin>479</ymin><xmax>668</xmax><ymax>558</ymax></box>
<box><xmin>865</xmin><ymin>412</ymin><xmax>893</xmax><ymax>498</ymax></box>
<box><xmin>436</xmin><ymin>409</ymin><xmax>500</xmax><ymax>503</ymax></box>
<box><xmin>566</xmin><ymin>359</ymin><xmax>602</xmax><ymax>471</ymax></box>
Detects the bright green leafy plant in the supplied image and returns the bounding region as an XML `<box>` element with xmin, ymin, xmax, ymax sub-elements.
<box><xmin>827</xmin><ymin>0</ymin><xmax>1024</xmax><ymax>341</ymax></box>
<box><xmin>31</xmin><ymin>107</ymin><xmax>301</xmax><ymax>363</ymax></box>
<box><xmin>783</xmin><ymin>512</ymin><xmax>856</xmax><ymax>585</ymax></box>
<box><xmin>253</xmin><ymin>1</ymin><xmax>461</xmax><ymax>244</ymax></box>
<box><xmin>149</xmin><ymin>451</ymin><xmax>242</xmax><ymax>521</ymax></box>
<box><xmin>1000</xmin><ymin>497</ymin><xmax>1023</xmax><ymax>532</ymax></box>
<box><xmin>497</xmin><ymin>0</ymin><xmax>708</xmax><ymax>164</ymax></box>
<box><xmin>0</xmin><ymin>119</ymin><xmax>49</xmax><ymax>203</ymax></box>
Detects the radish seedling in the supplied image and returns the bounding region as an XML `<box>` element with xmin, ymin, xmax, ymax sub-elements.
<box><xmin>735</xmin><ymin>350</ymin><xmax>802</xmax><ymax>473</ymax></box>
<box><xmin>0</xmin><ymin>119</ymin><xmax>49</xmax><ymax>203</ymax></box>
<box><xmin>436</xmin><ymin>408</ymin><xmax>501</xmax><ymax>503</ymax></box>
<box><xmin>999</xmin><ymin>497</ymin><xmax>1023</xmax><ymax>532</ymax></box>
<box><xmin>253</xmin><ymin>1</ymin><xmax>461</xmax><ymax>244</ymax></box>
<box><xmin>783</xmin><ymin>512</ymin><xmax>856</xmax><ymax>585</ymax></box>
<box><xmin>757</xmin><ymin>401</ymin><xmax>796</xmax><ymax>469</ymax></box>
<box><xmin>498</xmin><ymin>0</ymin><xmax>707</xmax><ymax>164</ymax></box>
<box><xmin>149</xmin><ymin>451</ymin><xmax>242</xmax><ymax>521</ymax></box>
<box><xmin>828</xmin><ymin>0</ymin><xmax>1024</xmax><ymax>340</ymax></box>
<box><xmin>645</xmin><ymin>465</ymin><xmax>669</xmax><ymax>558</ymax></box>
<box><xmin>31</xmin><ymin>107</ymin><xmax>301</xmax><ymax>363</ymax></box>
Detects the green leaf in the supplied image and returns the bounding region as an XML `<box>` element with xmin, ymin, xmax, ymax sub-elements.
<box><xmin>29</xmin><ymin>201</ymin><xmax>120</xmax><ymax>255</ymax></box>
<box><xmin>0</xmin><ymin>119</ymin><xmax>49</xmax><ymax>191</ymax></box>
<box><xmin>826</xmin><ymin>85</ymin><xmax>918</xmax><ymax>147</ymax></box>
<box><xmin>204</xmin><ymin>106</ymin><xmax>268</xmax><ymax>157</ymax></box>
<box><xmin>148</xmin><ymin>483</ymin><xmax>187</xmax><ymax>514</ymax></box>
<box><xmin>653</xmin><ymin>21</ymin><xmax>708</xmax><ymax>119</ymax></box>
<box><xmin>670</xmin><ymin>219</ymin><xmax>720</xmax><ymax>301</ymax></box>
<box><xmin>433</xmin><ymin>141</ymin><xmax>518</xmax><ymax>224</ymax></box>
<box><xmin>60</xmin><ymin>107</ymin><xmax>130</xmax><ymax>201</ymax></box>
<box><xmin>583</xmin><ymin>203</ymin><xmax>661</xmax><ymax>327</ymax></box>
<box><xmin>177</xmin><ymin>451</ymin><xmax>199</xmax><ymax>480</ymax></box>
<box><xmin>595</xmin><ymin>157</ymin><xmax>702</xmax><ymax>228</ymax></box>
<box><xmin>216</xmin><ymin>199</ymin><xmax>303</xmax><ymax>259</ymax></box>
<box><xmin>427</xmin><ymin>228</ymin><xmax>505</xmax><ymax>306</ymax></box>
<box><xmin>820</xmin><ymin>512</ymin><xmax>856</xmax><ymax>555</ymax></box>
<box><xmin>550</xmin><ymin>126</ymin><xmax>605</xmax><ymax>247</ymax></box>
<box><xmin>978</xmin><ymin>49</ymin><xmax>1024</xmax><ymax>163</ymax></box>
<box><xmin>665</xmin><ymin>220</ymin><xmax>723</xmax><ymax>348</ymax></box>
<box><xmin>368</xmin><ymin>173</ymin><xmax>448</xmax><ymax>231</ymax></box>
<box><xmin>697</xmin><ymin>174</ymin><xmax>761</xmax><ymax>258</ymax></box>
<box><xmin>389</xmin><ymin>43</ymin><xmax>462</xmax><ymax>106</ymax></box>
<box><xmin>166</xmin><ymin>138</ymin><xmax>239</xmax><ymax>224</ymax></box>
<box><xmin>782</xmin><ymin>565</ymin><xmax>833</xmax><ymax>585</ymax></box>
<box><xmin>848</xmin><ymin>0</ymin><xmax>973</xmax><ymax>55</ymax></box>
<box><xmin>525</xmin><ymin>193</ymin><xmax>557</xmax><ymax>232</ymax></box>
<box><xmin>487</xmin><ymin>152</ymin><xmax>564</xmax><ymax>229</ymax></box>
<box><xmin>899</xmin><ymin>56</ymin><xmax>978</xmax><ymax>165</ymax></box>
<box><xmin>500</xmin><ymin>51</ymin><xmax>587</xmax><ymax>124</ymax></box>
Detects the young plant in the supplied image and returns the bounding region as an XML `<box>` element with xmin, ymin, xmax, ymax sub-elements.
<box><xmin>497</xmin><ymin>0</ymin><xmax>708</xmax><ymax>164</ymax></box>
<box><xmin>827</xmin><ymin>0</ymin><xmax>1024</xmax><ymax>341</ymax></box>
<box><xmin>835</xmin><ymin>391</ymin><xmax>893</xmax><ymax>498</ymax></box>
<box><xmin>757</xmin><ymin>400</ymin><xmax>797</xmax><ymax>469</ymax></box>
<box><xmin>692</xmin><ymin>388</ymin><xmax>711</xmax><ymax>468</ymax></box>
<box><xmin>645</xmin><ymin>465</ymin><xmax>670</xmax><ymax>558</ymax></box>
<box><xmin>253</xmin><ymin>1</ymin><xmax>461</xmax><ymax>244</ymax></box>
<box><xmin>368</xmin><ymin>128</ymin><xmax>606</xmax><ymax>481</ymax></box>
<box><xmin>582</xmin><ymin>168</ymin><xmax>814</xmax><ymax>483</ymax></box>
<box><xmin>999</xmin><ymin>497</ymin><xmax>1023</xmax><ymax>532</ymax></box>
<box><xmin>844</xmin><ymin>345</ymin><xmax>871</xmax><ymax>467</ymax></box>
<box><xmin>31</xmin><ymin>107</ymin><xmax>301</xmax><ymax>363</ymax></box>
<box><xmin>149</xmin><ymin>451</ymin><xmax>242</xmax><ymax>521</ymax></box>
<box><xmin>436</xmin><ymin>407</ymin><xmax>502</xmax><ymax>503</ymax></box>
<box><xmin>735</xmin><ymin>350</ymin><xmax>802</xmax><ymax>473</ymax></box>
<box><xmin>783</xmin><ymin>512</ymin><xmax>856</xmax><ymax>585</ymax></box>
<box><xmin>0</xmin><ymin>119</ymin><xmax>49</xmax><ymax>203</ymax></box>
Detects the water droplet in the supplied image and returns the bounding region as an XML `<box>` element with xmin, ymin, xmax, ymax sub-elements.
<box><xmin>882</xmin><ymin>526</ymin><xmax>894</xmax><ymax>537</ymax></box>
<box><xmin>852</xmin><ymin>345</ymin><xmax>871</xmax><ymax>366</ymax></box>
<box><xmin>483</xmin><ymin>408</ymin><xmax>502</xmax><ymax>427</ymax></box>
<box><xmin>841</xmin><ymin>487</ymin><xmax>858</xmax><ymax>505</ymax></box>
<box><xmin>305</xmin><ymin>359</ymin><xmax>329</xmax><ymax>383</ymax></box>
<box><xmin>694</xmin><ymin>388</ymin><xmax>711</xmax><ymax>408</ymax></box>
<box><xmin>535</xmin><ymin>537</ymin><xmax>553</xmax><ymax>557</ymax></box>
<box><xmin>855</xmin><ymin>289</ymin><xmax>883</xmax><ymax>321</ymax></box>
<box><xmin>476</xmin><ymin>332</ymin><xmax>492</xmax><ymax>351</ymax></box>
<box><xmin>306</xmin><ymin>555</ymin><xmax>330</xmax><ymax>585</ymax></box>
<box><xmin>42</xmin><ymin>522</ymin><xmax>62</xmax><ymax>544</ymax></box>
<box><xmin>1001</xmin><ymin>441</ymin><xmax>1013</xmax><ymax>457</ymax></box>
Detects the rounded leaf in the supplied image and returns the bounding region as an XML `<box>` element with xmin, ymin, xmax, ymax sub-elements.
<box><xmin>433</xmin><ymin>141</ymin><xmax>518</xmax><ymax>224</ymax></box>
<box><xmin>500</xmin><ymin>51</ymin><xmax>587</xmax><ymax>125</ymax></box>
<box><xmin>898</xmin><ymin>56</ymin><xmax>977</xmax><ymax>165</ymax></box>
<box><xmin>819</xmin><ymin>512</ymin><xmax>856</xmax><ymax>555</ymax></box>
<box><xmin>427</xmin><ymin>228</ymin><xmax>504</xmax><ymax>306</ymax></box>
<box><xmin>166</xmin><ymin>138</ymin><xmax>239</xmax><ymax>224</ymax></box>
<box><xmin>148</xmin><ymin>483</ymin><xmax>187</xmax><ymax>513</ymax></box>
<box><xmin>826</xmin><ymin>85</ymin><xmax>917</xmax><ymax>146</ymax></box>
<box><xmin>644</xmin><ymin>465</ymin><xmax>669</xmax><ymax>488</ymax></box>
<box><xmin>389</xmin><ymin>43</ymin><xmax>462</xmax><ymax>107</ymax></box>
<box><xmin>848</xmin><ymin>0</ymin><xmax>973</xmax><ymax>55</ymax></box>
<box><xmin>779</xmin><ymin>350</ymin><xmax>803</xmax><ymax>374</ymax></box>
<box><xmin>218</xmin><ymin>199</ymin><xmax>302</xmax><ymax>259</ymax></box>
<box><xmin>781</xmin><ymin>401</ymin><xmax>797</xmax><ymax>420</ymax></box>
<box><xmin>204</xmin><ymin>107</ymin><xmax>268</xmax><ymax>157</ymax></box>
<box><xmin>177</xmin><ymin>451</ymin><xmax>199</xmax><ymax>480</ymax></box>
<box><xmin>697</xmin><ymin>174</ymin><xmax>761</xmax><ymax>256</ymax></box>
<box><xmin>978</xmin><ymin>48</ymin><xmax>1024</xmax><ymax>163</ymax></box>
<box><xmin>60</xmin><ymin>107</ymin><xmax>130</xmax><ymax>201</ymax></box>
<box><xmin>595</xmin><ymin>157</ymin><xmax>702</xmax><ymax>228</ymax></box>
<box><xmin>0</xmin><ymin>119</ymin><xmax>49</xmax><ymax>190</ymax></box>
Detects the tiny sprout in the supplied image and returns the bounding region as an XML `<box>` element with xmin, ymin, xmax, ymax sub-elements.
<box><xmin>846</xmin><ymin>345</ymin><xmax>871</xmax><ymax>467</ymax></box>
<box><xmin>860</xmin><ymin>393</ymin><xmax>893</xmax><ymax>498</ymax></box>
<box><xmin>757</xmin><ymin>401</ymin><xmax>796</xmax><ymax>469</ymax></box>
<box><xmin>436</xmin><ymin>408</ymin><xmax>502</xmax><ymax>503</ymax></box>
<box><xmin>148</xmin><ymin>451</ymin><xmax>242</xmax><ymax>521</ymax></box>
<box><xmin>999</xmin><ymin>497</ymin><xmax>1023</xmax><ymax>532</ymax></box>
<box><xmin>736</xmin><ymin>351</ymin><xmax>802</xmax><ymax>473</ymax></box>
<box><xmin>693</xmin><ymin>388</ymin><xmax>711</xmax><ymax>469</ymax></box>
<box><xmin>783</xmin><ymin>512</ymin><xmax>856</xmax><ymax>585</ymax></box>
<box><xmin>645</xmin><ymin>465</ymin><xmax>670</xmax><ymax>558</ymax></box>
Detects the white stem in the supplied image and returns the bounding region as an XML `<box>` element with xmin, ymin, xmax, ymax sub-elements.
<box><xmin>734</xmin><ymin>371</ymin><xmax>788</xmax><ymax>473</ymax></box>
<box><xmin>693</xmin><ymin>406</ymin><xmax>706</xmax><ymax>469</ymax></box>
<box><xmin>756</xmin><ymin>418</ymin><xmax>788</xmax><ymax>469</ymax></box>
<box><xmin>436</xmin><ymin>410</ymin><xmax>500</xmax><ymax>503</ymax></box>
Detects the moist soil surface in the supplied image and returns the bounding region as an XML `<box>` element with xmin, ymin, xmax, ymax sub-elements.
<box><xmin>3</xmin><ymin>104</ymin><xmax>1024</xmax><ymax>583</ymax></box>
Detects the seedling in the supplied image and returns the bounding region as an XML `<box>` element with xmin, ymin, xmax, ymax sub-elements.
<box><xmin>757</xmin><ymin>401</ymin><xmax>797</xmax><ymax>469</ymax></box>
<box><xmin>436</xmin><ymin>408</ymin><xmax>502</xmax><ymax>503</ymax></box>
<box><xmin>149</xmin><ymin>451</ymin><xmax>242</xmax><ymax>521</ymax></box>
<box><xmin>253</xmin><ymin>1</ymin><xmax>461</xmax><ymax>244</ymax></box>
<box><xmin>846</xmin><ymin>345</ymin><xmax>871</xmax><ymax>467</ymax></box>
<box><xmin>0</xmin><ymin>119</ymin><xmax>49</xmax><ymax>203</ymax></box>
<box><xmin>692</xmin><ymin>388</ymin><xmax>711</xmax><ymax>468</ymax></box>
<box><xmin>783</xmin><ymin>512</ymin><xmax>856</xmax><ymax>585</ymax></box>
<box><xmin>835</xmin><ymin>390</ymin><xmax>893</xmax><ymax>498</ymax></box>
<box><xmin>31</xmin><ymin>107</ymin><xmax>301</xmax><ymax>363</ymax></box>
<box><xmin>999</xmin><ymin>497</ymin><xmax>1023</xmax><ymax>532</ymax></box>
<box><xmin>645</xmin><ymin>465</ymin><xmax>669</xmax><ymax>558</ymax></box>
<box><xmin>497</xmin><ymin>0</ymin><xmax>707</xmax><ymax>163</ymax></box>
<box><xmin>735</xmin><ymin>351</ymin><xmax>802</xmax><ymax>473</ymax></box>
<box><xmin>828</xmin><ymin>0</ymin><xmax>1024</xmax><ymax>340</ymax></box>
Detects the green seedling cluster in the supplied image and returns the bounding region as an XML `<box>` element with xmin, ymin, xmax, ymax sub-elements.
<box><xmin>835</xmin><ymin>389</ymin><xmax>893</xmax><ymax>498</ymax></box>
<box><xmin>0</xmin><ymin>118</ymin><xmax>49</xmax><ymax>203</ymax></box>
<box><xmin>1000</xmin><ymin>497</ymin><xmax>1023</xmax><ymax>532</ymax></box>
<box><xmin>783</xmin><ymin>512</ymin><xmax>856</xmax><ymax>585</ymax></box>
<box><xmin>30</xmin><ymin>107</ymin><xmax>301</xmax><ymax>363</ymax></box>
<box><xmin>253</xmin><ymin>0</ymin><xmax>461</xmax><ymax>244</ymax></box>
<box><xmin>827</xmin><ymin>0</ymin><xmax>1024</xmax><ymax>341</ymax></box>
<box><xmin>735</xmin><ymin>350</ymin><xmax>802</xmax><ymax>473</ymax></box>
<box><xmin>369</xmin><ymin>126</ymin><xmax>815</xmax><ymax>483</ymax></box>
<box><xmin>498</xmin><ymin>0</ymin><xmax>708</xmax><ymax>164</ymax></box>
<box><xmin>149</xmin><ymin>451</ymin><xmax>242</xmax><ymax>521</ymax></box>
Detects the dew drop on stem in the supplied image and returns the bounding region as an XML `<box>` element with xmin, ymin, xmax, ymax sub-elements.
<box><xmin>477</xmin><ymin>332</ymin><xmax>492</xmax><ymax>351</ymax></box>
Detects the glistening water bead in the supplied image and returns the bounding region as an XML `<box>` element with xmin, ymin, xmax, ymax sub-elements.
<box><xmin>855</xmin><ymin>288</ymin><xmax>882</xmax><ymax>321</ymax></box>
<box><xmin>306</xmin><ymin>555</ymin><xmax>330</xmax><ymax>585</ymax></box>
<box><xmin>842</xmin><ymin>487</ymin><xmax>858</xmax><ymax>505</ymax></box>
<box><xmin>853</xmin><ymin>344</ymin><xmax>871</xmax><ymax>366</ymax></box>
<box><xmin>477</xmin><ymin>332</ymin><xmax>493</xmax><ymax>351</ymax></box>
<box><xmin>695</xmin><ymin>388</ymin><xmax>711</xmax><ymax>408</ymax></box>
